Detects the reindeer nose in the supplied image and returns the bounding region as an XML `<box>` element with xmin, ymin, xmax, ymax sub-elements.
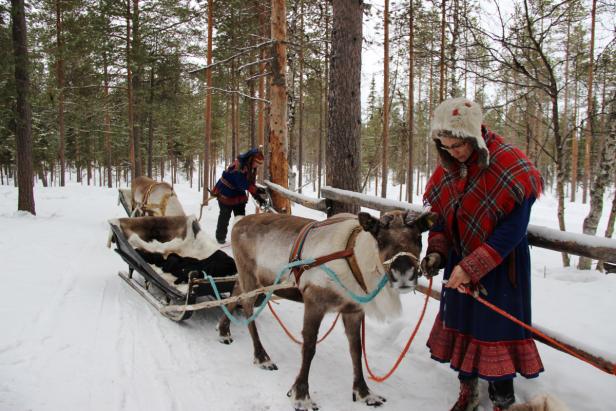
<box><xmin>388</xmin><ymin>255</ymin><xmax>419</xmax><ymax>294</ymax></box>
<box><xmin>390</xmin><ymin>255</ymin><xmax>415</xmax><ymax>272</ymax></box>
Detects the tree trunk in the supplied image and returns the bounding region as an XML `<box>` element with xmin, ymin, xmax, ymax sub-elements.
<box><xmin>579</xmin><ymin>93</ymin><xmax>616</xmax><ymax>269</ymax></box>
<box><xmin>570</xmin><ymin>48</ymin><xmax>580</xmax><ymax>202</ymax></box>
<box><xmin>318</xmin><ymin>1</ymin><xmax>329</xmax><ymax>198</ymax></box>
<box><xmin>381</xmin><ymin>0</ymin><xmax>389</xmax><ymax>198</ymax></box>
<box><xmin>126</xmin><ymin>0</ymin><xmax>136</xmax><ymax>179</ymax></box>
<box><xmin>147</xmin><ymin>67</ymin><xmax>154</xmax><ymax>178</ymax></box>
<box><xmin>582</xmin><ymin>0</ymin><xmax>597</xmax><ymax>204</ymax></box>
<box><xmin>231</xmin><ymin>62</ymin><xmax>238</xmax><ymax>159</ymax></box>
<box><xmin>438</xmin><ymin>0</ymin><xmax>446</xmax><ymax>103</ymax></box>
<box><xmin>298</xmin><ymin>0</ymin><xmax>305</xmax><ymax>193</ymax></box>
<box><xmin>203</xmin><ymin>0</ymin><xmax>213</xmax><ymax>204</ymax></box>
<box><xmin>11</xmin><ymin>0</ymin><xmax>35</xmax><ymax>214</ymax></box>
<box><xmin>562</xmin><ymin>9</ymin><xmax>571</xmax><ymax>194</ymax></box>
<box><xmin>449</xmin><ymin>0</ymin><xmax>459</xmax><ymax>97</ymax></box>
<box><xmin>131</xmin><ymin>0</ymin><xmax>142</xmax><ymax>178</ymax></box>
<box><xmin>269</xmin><ymin>0</ymin><xmax>290</xmax><ymax>213</ymax></box>
<box><xmin>103</xmin><ymin>50</ymin><xmax>113</xmax><ymax>188</ymax></box>
<box><xmin>406</xmin><ymin>0</ymin><xmax>415</xmax><ymax>203</ymax></box>
<box><xmin>257</xmin><ymin>0</ymin><xmax>267</xmax><ymax>184</ymax></box>
<box><xmin>55</xmin><ymin>0</ymin><xmax>65</xmax><ymax>186</ymax></box>
<box><xmin>326</xmin><ymin>0</ymin><xmax>362</xmax><ymax>215</ymax></box>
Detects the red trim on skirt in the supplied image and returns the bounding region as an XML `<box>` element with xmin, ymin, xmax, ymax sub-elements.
<box><xmin>427</xmin><ymin>314</ymin><xmax>544</xmax><ymax>379</ymax></box>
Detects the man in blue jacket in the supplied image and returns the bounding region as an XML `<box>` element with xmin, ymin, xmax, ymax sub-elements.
<box><xmin>211</xmin><ymin>148</ymin><xmax>268</xmax><ymax>244</ymax></box>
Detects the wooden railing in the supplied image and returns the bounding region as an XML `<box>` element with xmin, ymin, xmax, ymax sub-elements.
<box><xmin>264</xmin><ymin>181</ymin><xmax>616</xmax><ymax>264</ymax></box>
<box><xmin>263</xmin><ymin>180</ymin><xmax>616</xmax><ymax>375</ymax></box>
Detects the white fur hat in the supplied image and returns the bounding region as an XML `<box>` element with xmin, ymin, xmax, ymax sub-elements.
<box><xmin>430</xmin><ymin>97</ymin><xmax>489</xmax><ymax>167</ymax></box>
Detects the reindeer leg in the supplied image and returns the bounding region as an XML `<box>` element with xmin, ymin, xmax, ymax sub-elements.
<box><xmin>242</xmin><ymin>294</ymin><xmax>278</xmax><ymax>370</ymax></box>
<box><xmin>343</xmin><ymin>311</ymin><xmax>386</xmax><ymax>407</ymax></box>
<box><xmin>217</xmin><ymin>281</ymin><xmax>242</xmax><ymax>344</ymax></box>
<box><xmin>288</xmin><ymin>296</ymin><xmax>326</xmax><ymax>411</ymax></box>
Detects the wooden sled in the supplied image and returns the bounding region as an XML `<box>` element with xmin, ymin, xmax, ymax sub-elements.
<box><xmin>108</xmin><ymin>216</ymin><xmax>237</xmax><ymax>321</ymax></box>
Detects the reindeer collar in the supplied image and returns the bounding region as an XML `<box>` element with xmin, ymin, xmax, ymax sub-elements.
<box><xmin>289</xmin><ymin>218</ymin><xmax>368</xmax><ymax>293</ymax></box>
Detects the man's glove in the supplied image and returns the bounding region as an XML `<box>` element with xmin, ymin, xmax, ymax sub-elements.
<box><xmin>420</xmin><ymin>253</ymin><xmax>442</xmax><ymax>278</ymax></box>
<box><xmin>254</xmin><ymin>187</ymin><xmax>268</xmax><ymax>207</ymax></box>
<box><xmin>255</xmin><ymin>186</ymin><xmax>267</xmax><ymax>196</ymax></box>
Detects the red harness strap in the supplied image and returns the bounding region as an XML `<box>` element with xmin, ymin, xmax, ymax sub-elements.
<box><xmin>288</xmin><ymin>218</ymin><xmax>367</xmax><ymax>292</ymax></box>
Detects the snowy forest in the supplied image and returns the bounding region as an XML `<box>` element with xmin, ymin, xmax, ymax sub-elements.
<box><xmin>2</xmin><ymin>0</ymin><xmax>615</xmax><ymax>243</ymax></box>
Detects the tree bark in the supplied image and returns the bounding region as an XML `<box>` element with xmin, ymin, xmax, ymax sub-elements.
<box><xmin>326</xmin><ymin>0</ymin><xmax>362</xmax><ymax>215</ymax></box>
<box><xmin>406</xmin><ymin>0</ymin><xmax>415</xmax><ymax>202</ymax></box>
<box><xmin>298</xmin><ymin>0</ymin><xmax>305</xmax><ymax>193</ymax></box>
<box><xmin>269</xmin><ymin>0</ymin><xmax>290</xmax><ymax>213</ymax></box>
<box><xmin>55</xmin><ymin>0</ymin><xmax>65</xmax><ymax>186</ymax></box>
<box><xmin>126</xmin><ymin>0</ymin><xmax>136</xmax><ymax>179</ymax></box>
<box><xmin>256</xmin><ymin>0</ymin><xmax>267</xmax><ymax>184</ymax></box>
<box><xmin>131</xmin><ymin>0</ymin><xmax>142</xmax><ymax>178</ymax></box>
<box><xmin>438</xmin><ymin>0</ymin><xmax>446</xmax><ymax>103</ymax></box>
<box><xmin>582</xmin><ymin>0</ymin><xmax>597</xmax><ymax>204</ymax></box>
<box><xmin>147</xmin><ymin>67</ymin><xmax>154</xmax><ymax>178</ymax></box>
<box><xmin>11</xmin><ymin>0</ymin><xmax>35</xmax><ymax>214</ymax></box>
<box><xmin>103</xmin><ymin>49</ymin><xmax>112</xmax><ymax>188</ymax></box>
<box><xmin>203</xmin><ymin>0</ymin><xmax>213</xmax><ymax>204</ymax></box>
<box><xmin>381</xmin><ymin>0</ymin><xmax>389</xmax><ymax>198</ymax></box>
<box><xmin>579</xmin><ymin>93</ymin><xmax>616</xmax><ymax>269</ymax></box>
<box><xmin>318</xmin><ymin>1</ymin><xmax>329</xmax><ymax>198</ymax></box>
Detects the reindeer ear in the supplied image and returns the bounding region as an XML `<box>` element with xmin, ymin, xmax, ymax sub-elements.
<box><xmin>405</xmin><ymin>211</ymin><xmax>438</xmax><ymax>232</ymax></box>
<box><xmin>358</xmin><ymin>212</ymin><xmax>379</xmax><ymax>235</ymax></box>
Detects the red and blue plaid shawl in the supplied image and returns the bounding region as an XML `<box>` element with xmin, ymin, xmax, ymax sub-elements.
<box><xmin>424</xmin><ymin>128</ymin><xmax>543</xmax><ymax>257</ymax></box>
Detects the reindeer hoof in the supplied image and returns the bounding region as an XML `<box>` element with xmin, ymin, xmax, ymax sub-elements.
<box><xmin>218</xmin><ymin>335</ymin><xmax>233</xmax><ymax>345</ymax></box>
<box><xmin>254</xmin><ymin>358</ymin><xmax>278</xmax><ymax>370</ymax></box>
<box><xmin>288</xmin><ymin>389</ymin><xmax>319</xmax><ymax>411</ymax></box>
<box><xmin>353</xmin><ymin>390</ymin><xmax>386</xmax><ymax>407</ymax></box>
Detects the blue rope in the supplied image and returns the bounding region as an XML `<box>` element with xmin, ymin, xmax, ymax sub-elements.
<box><xmin>318</xmin><ymin>264</ymin><xmax>389</xmax><ymax>303</ymax></box>
<box><xmin>205</xmin><ymin>258</ymin><xmax>315</xmax><ymax>326</ymax></box>
<box><xmin>208</xmin><ymin>258</ymin><xmax>390</xmax><ymax>325</ymax></box>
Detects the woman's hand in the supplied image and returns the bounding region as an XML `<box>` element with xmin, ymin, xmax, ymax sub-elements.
<box><xmin>445</xmin><ymin>265</ymin><xmax>471</xmax><ymax>292</ymax></box>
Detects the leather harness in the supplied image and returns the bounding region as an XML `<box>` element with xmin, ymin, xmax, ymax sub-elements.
<box><xmin>133</xmin><ymin>181</ymin><xmax>176</xmax><ymax>216</ymax></box>
<box><xmin>288</xmin><ymin>217</ymin><xmax>369</xmax><ymax>293</ymax></box>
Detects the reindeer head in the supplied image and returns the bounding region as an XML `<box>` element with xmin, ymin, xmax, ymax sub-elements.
<box><xmin>358</xmin><ymin>210</ymin><xmax>437</xmax><ymax>293</ymax></box>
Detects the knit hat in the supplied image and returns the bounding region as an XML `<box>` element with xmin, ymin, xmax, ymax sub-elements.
<box><xmin>430</xmin><ymin>97</ymin><xmax>489</xmax><ymax>168</ymax></box>
<box><xmin>238</xmin><ymin>147</ymin><xmax>264</xmax><ymax>168</ymax></box>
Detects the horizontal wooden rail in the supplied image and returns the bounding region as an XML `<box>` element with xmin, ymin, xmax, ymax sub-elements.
<box><xmin>318</xmin><ymin>185</ymin><xmax>616</xmax><ymax>264</ymax></box>
<box><xmin>264</xmin><ymin>180</ymin><xmax>328</xmax><ymax>212</ymax></box>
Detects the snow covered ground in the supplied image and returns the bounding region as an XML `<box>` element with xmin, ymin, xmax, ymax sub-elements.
<box><xmin>1</xmin><ymin>181</ymin><xmax>615</xmax><ymax>411</ymax></box>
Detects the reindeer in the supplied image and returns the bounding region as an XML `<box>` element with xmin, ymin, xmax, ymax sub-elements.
<box><xmin>217</xmin><ymin>209</ymin><xmax>436</xmax><ymax>410</ymax></box>
<box><xmin>131</xmin><ymin>176</ymin><xmax>185</xmax><ymax>217</ymax></box>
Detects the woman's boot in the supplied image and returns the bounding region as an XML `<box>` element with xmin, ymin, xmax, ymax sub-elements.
<box><xmin>489</xmin><ymin>379</ymin><xmax>515</xmax><ymax>410</ymax></box>
<box><xmin>450</xmin><ymin>377</ymin><xmax>479</xmax><ymax>411</ymax></box>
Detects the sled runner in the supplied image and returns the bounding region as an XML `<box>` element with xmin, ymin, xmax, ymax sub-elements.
<box><xmin>108</xmin><ymin>215</ymin><xmax>237</xmax><ymax>321</ymax></box>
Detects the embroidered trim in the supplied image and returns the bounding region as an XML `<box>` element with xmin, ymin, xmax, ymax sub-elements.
<box><xmin>427</xmin><ymin>314</ymin><xmax>544</xmax><ymax>379</ymax></box>
<box><xmin>459</xmin><ymin>244</ymin><xmax>502</xmax><ymax>283</ymax></box>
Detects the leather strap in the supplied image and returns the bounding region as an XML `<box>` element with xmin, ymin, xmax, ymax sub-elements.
<box><xmin>289</xmin><ymin>217</ymin><xmax>367</xmax><ymax>293</ymax></box>
<box><xmin>344</xmin><ymin>226</ymin><xmax>368</xmax><ymax>293</ymax></box>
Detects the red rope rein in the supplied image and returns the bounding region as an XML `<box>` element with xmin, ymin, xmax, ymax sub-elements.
<box><xmin>267</xmin><ymin>301</ymin><xmax>340</xmax><ymax>345</ymax></box>
<box><xmin>361</xmin><ymin>277</ymin><xmax>433</xmax><ymax>382</ymax></box>
<box><xmin>458</xmin><ymin>285</ymin><xmax>616</xmax><ymax>376</ymax></box>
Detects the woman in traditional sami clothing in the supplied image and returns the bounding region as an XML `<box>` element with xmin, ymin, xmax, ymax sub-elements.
<box><xmin>420</xmin><ymin>98</ymin><xmax>544</xmax><ymax>411</ymax></box>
